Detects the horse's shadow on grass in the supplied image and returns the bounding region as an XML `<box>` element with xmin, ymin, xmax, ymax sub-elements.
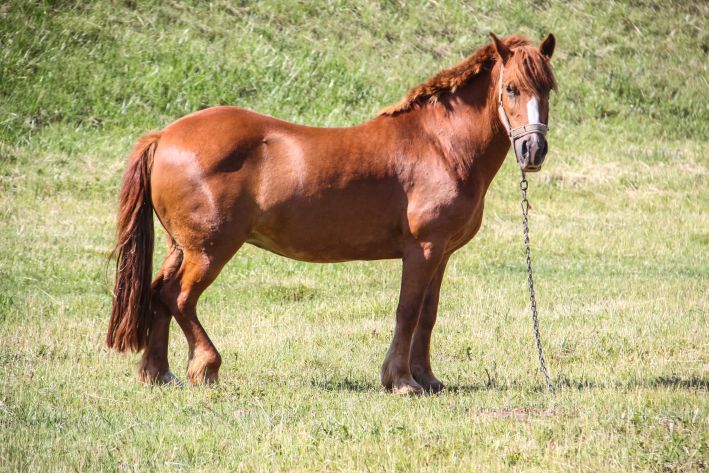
<box><xmin>311</xmin><ymin>375</ymin><xmax>708</xmax><ymax>393</ymax></box>
<box><xmin>311</xmin><ymin>378</ymin><xmax>546</xmax><ymax>393</ymax></box>
<box><xmin>550</xmin><ymin>374</ymin><xmax>708</xmax><ymax>391</ymax></box>
<box><xmin>644</xmin><ymin>375</ymin><xmax>708</xmax><ymax>390</ymax></box>
<box><xmin>449</xmin><ymin>375</ymin><xmax>708</xmax><ymax>393</ymax></box>
<box><xmin>311</xmin><ymin>380</ymin><xmax>532</xmax><ymax>394</ymax></box>
<box><xmin>311</xmin><ymin>377</ymin><xmax>380</xmax><ymax>392</ymax></box>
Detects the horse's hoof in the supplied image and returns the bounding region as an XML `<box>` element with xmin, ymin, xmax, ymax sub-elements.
<box><xmin>187</xmin><ymin>362</ymin><xmax>220</xmax><ymax>385</ymax></box>
<box><xmin>188</xmin><ymin>372</ymin><xmax>218</xmax><ymax>385</ymax></box>
<box><xmin>187</xmin><ymin>368</ymin><xmax>219</xmax><ymax>385</ymax></box>
<box><xmin>186</xmin><ymin>351</ymin><xmax>222</xmax><ymax>385</ymax></box>
<box><xmin>422</xmin><ymin>380</ymin><xmax>446</xmax><ymax>394</ymax></box>
<box><xmin>392</xmin><ymin>379</ymin><xmax>425</xmax><ymax>396</ymax></box>
<box><xmin>382</xmin><ymin>364</ymin><xmax>423</xmax><ymax>395</ymax></box>
<box><xmin>138</xmin><ymin>368</ymin><xmax>183</xmax><ymax>387</ymax></box>
<box><xmin>160</xmin><ymin>371</ymin><xmax>184</xmax><ymax>387</ymax></box>
<box><xmin>412</xmin><ymin>369</ymin><xmax>446</xmax><ymax>394</ymax></box>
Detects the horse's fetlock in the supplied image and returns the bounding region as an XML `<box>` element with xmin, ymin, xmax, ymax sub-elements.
<box><xmin>206</xmin><ymin>351</ymin><xmax>222</xmax><ymax>369</ymax></box>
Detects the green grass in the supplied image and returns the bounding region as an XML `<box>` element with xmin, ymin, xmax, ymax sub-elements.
<box><xmin>1</xmin><ymin>0</ymin><xmax>707</xmax><ymax>471</ymax></box>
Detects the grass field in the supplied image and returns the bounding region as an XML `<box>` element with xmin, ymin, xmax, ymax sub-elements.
<box><xmin>1</xmin><ymin>1</ymin><xmax>707</xmax><ymax>471</ymax></box>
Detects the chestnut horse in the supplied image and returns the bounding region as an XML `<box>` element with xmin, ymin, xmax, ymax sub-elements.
<box><xmin>108</xmin><ymin>33</ymin><xmax>556</xmax><ymax>394</ymax></box>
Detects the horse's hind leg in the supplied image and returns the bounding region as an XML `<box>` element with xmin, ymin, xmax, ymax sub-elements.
<box><xmin>160</xmin><ymin>246</ymin><xmax>238</xmax><ymax>385</ymax></box>
<box><xmin>138</xmin><ymin>246</ymin><xmax>183</xmax><ymax>385</ymax></box>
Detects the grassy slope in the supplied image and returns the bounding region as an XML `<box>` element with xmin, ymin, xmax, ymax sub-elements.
<box><xmin>1</xmin><ymin>0</ymin><xmax>707</xmax><ymax>471</ymax></box>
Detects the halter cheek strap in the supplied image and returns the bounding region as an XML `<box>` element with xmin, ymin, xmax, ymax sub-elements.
<box><xmin>497</xmin><ymin>64</ymin><xmax>549</xmax><ymax>141</ymax></box>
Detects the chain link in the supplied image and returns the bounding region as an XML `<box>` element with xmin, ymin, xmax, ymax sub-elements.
<box><xmin>519</xmin><ymin>170</ymin><xmax>555</xmax><ymax>393</ymax></box>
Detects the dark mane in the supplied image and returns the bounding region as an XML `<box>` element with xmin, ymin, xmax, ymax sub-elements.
<box><xmin>380</xmin><ymin>35</ymin><xmax>556</xmax><ymax>116</ymax></box>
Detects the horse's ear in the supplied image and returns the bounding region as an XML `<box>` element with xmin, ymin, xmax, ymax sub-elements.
<box><xmin>489</xmin><ymin>32</ymin><xmax>510</xmax><ymax>63</ymax></box>
<box><xmin>540</xmin><ymin>33</ymin><xmax>556</xmax><ymax>59</ymax></box>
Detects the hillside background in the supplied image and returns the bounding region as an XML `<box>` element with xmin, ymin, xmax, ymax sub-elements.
<box><xmin>1</xmin><ymin>1</ymin><xmax>707</xmax><ymax>471</ymax></box>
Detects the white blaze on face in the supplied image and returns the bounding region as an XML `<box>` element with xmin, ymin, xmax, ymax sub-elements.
<box><xmin>526</xmin><ymin>96</ymin><xmax>541</xmax><ymax>124</ymax></box>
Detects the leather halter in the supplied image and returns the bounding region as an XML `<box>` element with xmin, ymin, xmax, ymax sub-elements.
<box><xmin>497</xmin><ymin>63</ymin><xmax>549</xmax><ymax>141</ymax></box>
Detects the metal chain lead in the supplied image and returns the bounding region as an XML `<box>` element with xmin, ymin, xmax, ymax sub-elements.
<box><xmin>519</xmin><ymin>171</ymin><xmax>555</xmax><ymax>393</ymax></box>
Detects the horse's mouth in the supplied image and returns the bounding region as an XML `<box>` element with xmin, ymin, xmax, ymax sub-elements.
<box><xmin>515</xmin><ymin>151</ymin><xmax>543</xmax><ymax>173</ymax></box>
<box><xmin>522</xmin><ymin>163</ymin><xmax>542</xmax><ymax>172</ymax></box>
<box><xmin>514</xmin><ymin>134</ymin><xmax>547</xmax><ymax>173</ymax></box>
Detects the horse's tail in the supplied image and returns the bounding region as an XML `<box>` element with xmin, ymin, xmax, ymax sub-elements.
<box><xmin>107</xmin><ymin>132</ymin><xmax>161</xmax><ymax>352</ymax></box>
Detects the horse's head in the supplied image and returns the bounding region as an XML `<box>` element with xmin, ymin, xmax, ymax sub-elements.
<box><xmin>490</xmin><ymin>33</ymin><xmax>556</xmax><ymax>172</ymax></box>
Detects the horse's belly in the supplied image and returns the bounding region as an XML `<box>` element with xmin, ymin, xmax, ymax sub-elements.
<box><xmin>247</xmin><ymin>233</ymin><xmax>402</xmax><ymax>262</ymax></box>
<box><xmin>247</xmin><ymin>189</ymin><xmax>404</xmax><ymax>262</ymax></box>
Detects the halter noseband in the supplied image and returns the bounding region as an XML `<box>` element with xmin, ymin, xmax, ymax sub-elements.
<box><xmin>497</xmin><ymin>63</ymin><xmax>549</xmax><ymax>141</ymax></box>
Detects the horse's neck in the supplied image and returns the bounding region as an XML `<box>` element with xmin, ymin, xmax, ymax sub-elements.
<box><xmin>412</xmin><ymin>76</ymin><xmax>510</xmax><ymax>188</ymax></box>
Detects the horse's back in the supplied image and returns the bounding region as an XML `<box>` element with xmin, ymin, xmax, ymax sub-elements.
<box><xmin>159</xmin><ymin>105</ymin><xmax>294</xmax><ymax>168</ymax></box>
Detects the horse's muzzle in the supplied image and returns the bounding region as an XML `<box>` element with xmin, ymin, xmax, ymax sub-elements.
<box><xmin>514</xmin><ymin>133</ymin><xmax>548</xmax><ymax>172</ymax></box>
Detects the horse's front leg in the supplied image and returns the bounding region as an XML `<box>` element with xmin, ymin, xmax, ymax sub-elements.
<box><xmin>410</xmin><ymin>256</ymin><xmax>449</xmax><ymax>393</ymax></box>
<box><xmin>381</xmin><ymin>241</ymin><xmax>444</xmax><ymax>395</ymax></box>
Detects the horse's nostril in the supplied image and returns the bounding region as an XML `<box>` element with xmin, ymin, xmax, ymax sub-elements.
<box><xmin>531</xmin><ymin>138</ymin><xmax>547</xmax><ymax>167</ymax></box>
<box><xmin>521</xmin><ymin>140</ymin><xmax>528</xmax><ymax>156</ymax></box>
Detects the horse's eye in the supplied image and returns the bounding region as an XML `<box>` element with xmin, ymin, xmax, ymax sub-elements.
<box><xmin>505</xmin><ymin>85</ymin><xmax>518</xmax><ymax>96</ymax></box>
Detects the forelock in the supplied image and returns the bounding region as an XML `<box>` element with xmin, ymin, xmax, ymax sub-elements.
<box><xmin>505</xmin><ymin>46</ymin><xmax>557</xmax><ymax>96</ymax></box>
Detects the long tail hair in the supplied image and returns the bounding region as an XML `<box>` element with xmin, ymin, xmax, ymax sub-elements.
<box><xmin>106</xmin><ymin>132</ymin><xmax>161</xmax><ymax>352</ymax></box>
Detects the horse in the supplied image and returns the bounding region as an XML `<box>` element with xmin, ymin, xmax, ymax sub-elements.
<box><xmin>107</xmin><ymin>32</ymin><xmax>556</xmax><ymax>394</ymax></box>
